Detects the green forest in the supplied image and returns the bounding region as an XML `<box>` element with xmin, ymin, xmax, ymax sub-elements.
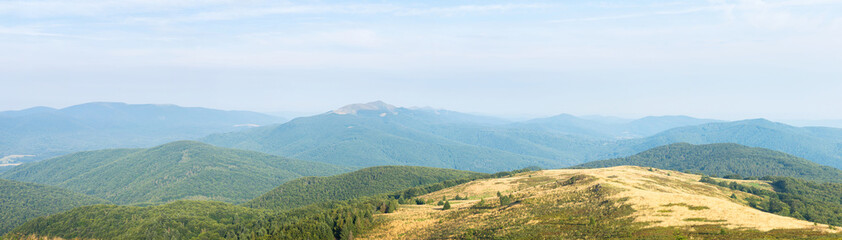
<box><xmin>0</xmin><ymin>179</ymin><xmax>108</xmax><ymax>234</ymax></box>
<box><xmin>3</xmin><ymin>167</ymin><xmax>528</xmax><ymax>240</ymax></box>
<box><xmin>244</xmin><ymin>165</ymin><xmax>485</xmax><ymax>211</ymax></box>
<box><xmin>701</xmin><ymin>176</ymin><xmax>842</xmax><ymax>226</ymax></box>
<box><xmin>0</xmin><ymin>141</ymin><xmax>351</xmax><ymax>205</ymax></box>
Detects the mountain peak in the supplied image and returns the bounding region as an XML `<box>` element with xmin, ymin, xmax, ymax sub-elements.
<box><xmin>332</xmin><ymin>101</ymin><xmax>398</xmax><ymax>115</ymax></box>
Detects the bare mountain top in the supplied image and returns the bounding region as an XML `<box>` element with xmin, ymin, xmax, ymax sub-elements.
<box><xmin>332</xmin><ymin>100</ymin><xmax>398</xmax><ymax>115</ymax></box>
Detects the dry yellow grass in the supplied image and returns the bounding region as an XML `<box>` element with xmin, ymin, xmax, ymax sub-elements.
<box><xmin>359</xmin><ymin>166</ymin><xmax>836</xmax><ymax>239</ymax></box>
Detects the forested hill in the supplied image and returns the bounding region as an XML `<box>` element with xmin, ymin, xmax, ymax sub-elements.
<box><xmin>244</xmin><ymin>166</ymin><xmax>486</xmax><ymax>211</ymax></box>
<box><xmin>0</xmin><ymin>179</ymin><xmax>108</xmax><ymax>234</ymax></box>
<box><xmin>576</xmin><ymin>143</ymin><xmax>842</xmax><ymax>182</ymax></box>
<box><xmin>626</xmin><ymin>119</ymin><xmax>842</xmax><ymax>169</ymax></box>
<box><xmin>0</xmin><ymin>141</ymin><xmax>351</xmax><ymax>205</ymax></box>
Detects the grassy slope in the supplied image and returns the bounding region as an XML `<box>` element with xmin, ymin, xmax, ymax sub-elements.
<box><xmin>359</xmin><ymin>166</ymin><xmax>840</xmax><ymax>239</ymax></box>
<box><xmin>576</xmin><ymin>143</ymin><xmax>842</xmax><ymax>182</ymax></box>
<box><xmin>0</xmin><ymin>179</ymin><xmax>108</xmax><ymax>234</ymax></box>
<box><xmin>1</xmin><ymin>141</ymin><xmax>352</xmax><ymax>205</ymax></box>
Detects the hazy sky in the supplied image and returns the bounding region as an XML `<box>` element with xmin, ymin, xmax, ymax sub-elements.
<box><xmin>1</xmin><ymin>0</ymin><xmax>841</xmax><ymax>120</ymax></box>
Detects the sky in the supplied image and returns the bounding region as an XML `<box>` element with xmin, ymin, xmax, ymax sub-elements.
<box><xmin>1</xmin><ymin>0</ymin><xmax>841</xmax><ymax>120</ymax></box>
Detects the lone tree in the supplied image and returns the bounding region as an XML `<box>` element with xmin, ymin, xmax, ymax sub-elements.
<box><xmin>442</xmin><ymin>200</ymin><xmax>451</xmax><ymax>210</ymax></box>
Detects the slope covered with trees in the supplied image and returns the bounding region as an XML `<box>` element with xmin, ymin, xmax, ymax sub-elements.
<box><xmin>4</xmin><ymin>166</ymin><xmax>512</xmax><ymax>240</ymax></box>
<box><xmin>0</xmin><ymin>141</ymin><xmax>351</xmax><ymax>205</ymax></box>
<box><xmin>244</xmin><ymin>166</ymin><xmax>486</xmax><ymax>211</ymax></box>
<box><xmin>576</xmin><ymin>143</ymin><xmax>842</xmax><ymax>182</ymax></box>
<box><xmin>0</xmin><ymin>179</ymin><xmax>108</xmax><ymax>234</ymax></box>
<box><xmin>702</xmin><ymin>176</ymin><xmax>842</xmax><ymax>227</ymax></box>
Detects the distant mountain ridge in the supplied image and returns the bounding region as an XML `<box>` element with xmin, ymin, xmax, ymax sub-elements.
<box><xmin>624</xmin><ymin>119</ymin><xmax>842</xmax><ymax>169</ymax></box>
<box><xmin>0</xmin><ymin>102</ymin><xmax>285</xmax><ymax>164</ymax></box>
<box><xmin>0</xmin><ymin>141</ymin><xmax>351</xmax><ymax>205</ymax></box>
<box><xmin>203</xmin><ymin>101</ymin><xmax>842</xmax><ymax>171</ymax></box>
<box><xmin>513</xmin><ymin>114</ymin><xmax>720</xmax><ymax>139</ymax></box>
<box><xmin>202</xmin><ymin>101</ymin><xmax>556</xmax><ymax>172</ymax></box>
<box><xmin>576</xmin><ymin>143</ymin><xmax>842</xmax><ymax>182</ymax></box>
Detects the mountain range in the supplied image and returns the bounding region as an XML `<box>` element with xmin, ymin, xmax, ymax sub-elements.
<box><xmin>0</xmin><ymin>102</ymin><xmax>285</xmax><ymax>168</ymax></box>
<box><xmin>203</xmin><ymin>101</ymin><xmax>842</xmax><ymax>172</ymax></box>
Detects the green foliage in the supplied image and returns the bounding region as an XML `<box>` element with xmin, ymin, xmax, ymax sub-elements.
<box><xmin>0</xmin><ymin>179</ymin><xmax>108</xmax><ymax>234</ymax></box>
<box><xmin>497</xmin><ymin>191</ymin><xmax>515</xmax><ymax>206</ymax></box>
<box><xmin>577</xmin><ymin>143</ymin><xmax>842</xmax><ymax>182</ymax></box>
<box><xmin>6</xmin><ymin>201</ymin><xmax>267</xmax><ymax>240</ymax></box>
<box><xmin>442</xmin><ymin>201</ymin><xmax>451</xmax><ymax>210</ymax></box>
<box><xmin>1</xmin><ymin>141</ymin><xmax>351</xmax><ymax>205</ymax></box>
<box><xmin>244</xmin><ymin>166</ymin><xmax>484</xmax><ymax>211</ymax></box>
<box><xmin>8</xmin><ymin>166</ymin><xmax>842</xmax><ymax>240</ymax></box>
<box><xmin>701</xmin><ymin>176</ymin><xmax>842</xmax><ymax>226</ymax></box>
<box><xmin>3</xmin><ymin>167</ymin><xmax>523</xmax><ymax>240</ymax></box>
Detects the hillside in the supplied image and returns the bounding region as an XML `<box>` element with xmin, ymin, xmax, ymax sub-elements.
<box><xmin>2</xmin><ymin>165</ymin><xmax>495</xmax><ymax>240</ymax></box>
<box><xmin>8</xmin><ymin>166</ymin><xmax>842</xmax><ymax>239</ymax></box>
<box><xmin>359</xmin><ymin>166</ymin><xmax>839</xmax><ymax>239</ymax></box>
<box><xmin>0</xmin><ymin>179</ymin><xmax>108</xmax><ymax>234</ymax></box>
<box><xmin>0</xmin><ymin>102</ymin><xmax>284</xmax><ymax>164</ymax></box>
<box><xmin>244</xmin><ymin>166</ymin><xmax>486</xmax><ymax>211</ymax></box>
<box><xmin>5</xmin><ymin>201</ymin><xmax>266</xmax><ymax>240</ymax></box>
<box><xmin>576</xmin><ymin>143</ymin><xmax>842</xmax><ymax>182</ymax></box>
<box><xmin>202</xmin><ymin>101</ymin><xmax>566</xmax><ymax>172</ymax></box>
<box><xmin>0</xmin><ymin>141</ymin><xmax>351</xmax><ymax>205</ymax></box>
